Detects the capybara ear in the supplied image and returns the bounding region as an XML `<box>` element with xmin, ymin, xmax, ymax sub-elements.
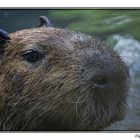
<box><xmin>0</xmin><ymin>29</ymin><xmax>10</xmax><ymax>57</ymax></box>
<box><xmin>38</xmin><ymin>16</ymin><xmax>52</xmax><ymax>27</ymax></box>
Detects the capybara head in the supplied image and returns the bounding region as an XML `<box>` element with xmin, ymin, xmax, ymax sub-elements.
<box><xmin>0</xmin><ymin>18</ymin><xmax>129</xmax><ymax>131</ymax></box>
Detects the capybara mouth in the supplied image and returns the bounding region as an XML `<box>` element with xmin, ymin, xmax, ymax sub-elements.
<box><xmin>0</xmin><ymin>16</ymin><xmax>129</xmax><ymax>131</ymax></box>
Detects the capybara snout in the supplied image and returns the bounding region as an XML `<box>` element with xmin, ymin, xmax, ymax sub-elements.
<box><xmin>0</xmin><ymin>27</ymin><xmax>129</xmax><ymax>130</ymax></box>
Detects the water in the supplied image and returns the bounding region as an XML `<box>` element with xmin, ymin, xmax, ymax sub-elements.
<box><xmin>112</xmin><ymin>35</ymin><xmax>140</xmax><ymax>77</ymax></box>
<box><xmin>1</xmin><ymin>10</ymin><xmax>140</xmax><ymax>40</ymax></box>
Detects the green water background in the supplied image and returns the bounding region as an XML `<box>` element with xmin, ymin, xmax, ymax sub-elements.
<box><xmin>0</xmin><ymin>9</ymin><xmax>140</xmax><ymax>44</ymax></box>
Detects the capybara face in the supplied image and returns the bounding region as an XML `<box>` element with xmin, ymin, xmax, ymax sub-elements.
<box><xmin>0</xmin><ymin>27</ymin><xmax>129</xmax><ymax>130</ymax></box>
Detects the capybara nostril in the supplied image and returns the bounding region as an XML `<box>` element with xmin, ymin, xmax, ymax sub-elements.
<box><xmin>92</xmin><ymin>77</ymin><xmax>110</xmax><ymax>89</ymax></box>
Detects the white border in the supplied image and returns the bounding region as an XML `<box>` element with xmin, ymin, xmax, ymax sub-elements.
<box><xmin>0</xmin><ymin>3</ymin><xmax>140</xmax><ymax>140</ymax></box>
<box><xmin>0</xmin><ymin>0</ymin><xmax>140</xmax><ymax>7</ymax></box>
<box><xmin>0</xmin><ymin>133</ymin><xmax>139</xmax><ymax>140</ymax></box>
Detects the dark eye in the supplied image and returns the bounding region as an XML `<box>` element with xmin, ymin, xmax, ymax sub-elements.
<box><xmin>22</xmin><ymin>50</ymin><xmax>43</xmax><ymax>63</ymax></box>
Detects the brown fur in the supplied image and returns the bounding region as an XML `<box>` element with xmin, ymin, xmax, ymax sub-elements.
<box><xmin>0</xmin><ymin>27</ymin><xmax>129</xmax><ymax>130</ymax></box>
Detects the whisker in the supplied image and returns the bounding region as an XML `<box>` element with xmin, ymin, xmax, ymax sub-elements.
<box><xmin>67</xmin><ymin>101</ymin><xmax>84</xmax><ymax>104</ymax></box>
<box><xmin>75</xmin><ymin>93</ymin><xmax>85</xmax><ymax>118</ymax></box>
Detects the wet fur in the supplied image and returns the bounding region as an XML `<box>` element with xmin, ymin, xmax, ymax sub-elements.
<box><xmin>0</xmin><ymin>27</ymin><xmax>128</xmax><ymax>130</ymax></box>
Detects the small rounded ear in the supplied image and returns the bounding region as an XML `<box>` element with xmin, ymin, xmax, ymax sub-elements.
<box><xmin>0</xmin><ymin>29</ymin><xmax>11</xmax><ymax>57</ymax></box>
<box><xmin>38</xmin><ymin>16</ymin><xmax>52</xmax><ymax>27</ymax></box>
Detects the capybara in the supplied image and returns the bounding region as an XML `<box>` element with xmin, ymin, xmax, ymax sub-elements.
<box><xmin>0</xmin><ymin>17</ymin><xmax>129</xmax><ymax>131</ymax></box>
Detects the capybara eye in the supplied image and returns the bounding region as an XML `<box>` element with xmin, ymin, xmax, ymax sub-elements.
<box><xmin>22</xmin><ymin>50</ymin><xmax>43</xmax><ymax>63</ymax></box>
